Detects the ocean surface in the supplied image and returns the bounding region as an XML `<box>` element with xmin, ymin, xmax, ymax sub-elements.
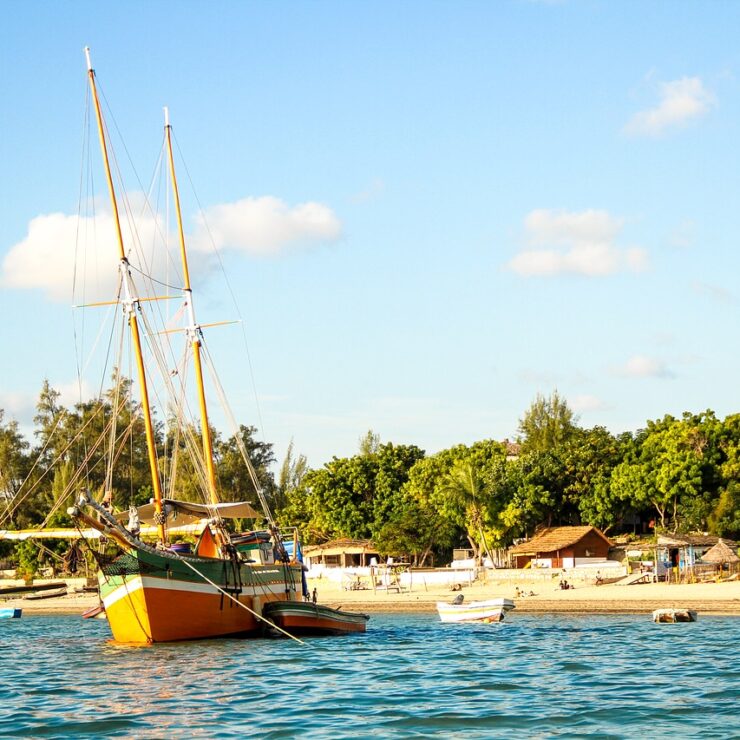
<box><xmin>1</xmin><ymin>612</ymin><xmax>738</xmax><ymax>738</ymax></box>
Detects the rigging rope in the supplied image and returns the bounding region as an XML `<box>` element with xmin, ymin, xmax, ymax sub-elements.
<box><xmin>172</xmin><ymin>131</ymin><xmax>271</xmax><ymax>467</ymax></box>
<box><xmin>177</xmin><ymin>557</ymin><xmax>306</xmax><ymax>645</ymax></box>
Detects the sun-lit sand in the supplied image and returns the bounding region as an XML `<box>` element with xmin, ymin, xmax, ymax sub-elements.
<box><xmin>4</xmin><ymin>575</ymin><xmax>738</xmax><ymax>617</ymax></box>
<box><xmin>306</xmin><ymin>576</ymin><xmax>740</xmax><ymax>615</ymax></box>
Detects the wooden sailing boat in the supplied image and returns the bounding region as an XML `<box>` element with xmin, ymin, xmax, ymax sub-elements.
<box><xmin>65</xmin><ymin>48</ymin><xmax>305</xmax><ymax>643</ymax></box>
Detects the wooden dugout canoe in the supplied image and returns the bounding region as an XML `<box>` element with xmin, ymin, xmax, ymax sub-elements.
<box><xmin>262</xmin><ymin>600</ymin><xmax>369</xmax><ymax>636</ymax></box>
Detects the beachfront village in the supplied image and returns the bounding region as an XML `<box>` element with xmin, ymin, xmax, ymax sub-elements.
<box><xmin>1</xmin><ymin>386</ymin><xmax>738</xmax><ymax>594</ymax></box>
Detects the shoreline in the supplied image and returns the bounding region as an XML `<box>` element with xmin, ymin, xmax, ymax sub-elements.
<box><xmin>4</xmin><ymin>578</ymin><xmax>739</xmax><ymax>617</ymax></box>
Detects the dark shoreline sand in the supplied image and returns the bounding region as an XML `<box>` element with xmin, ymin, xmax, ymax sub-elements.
<box><xmin>4</xmin><ymin>578</ymin><xmax>739</xmax><ymax>616</ymax></box>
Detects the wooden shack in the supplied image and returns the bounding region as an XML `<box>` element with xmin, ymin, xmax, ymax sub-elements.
<box><xmin>302</xmin><ymin>538</ymin><xmax>380</xmax><ymax>568</ymax></box>
<box><xmin>655</xmin><ymin>534</ymin><xmax>739</xmax><ymax>581</ymax></box>
<box><xmin>509</xmin><ymin>526</ymin><xmax>613</xmax><ymax>568</ymax></box>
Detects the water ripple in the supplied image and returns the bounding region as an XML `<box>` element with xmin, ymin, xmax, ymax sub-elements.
<box><xmin>1</xmin><ymin>613</ymin><xmax>739</xmax><ymax>737</ymax></box>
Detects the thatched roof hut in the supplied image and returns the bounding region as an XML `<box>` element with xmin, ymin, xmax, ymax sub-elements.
<box><xmin>701</xmin><ymin>539</ymin><xmax>740</xmax><ymax>564</ymax></box>
<box><xmin>509</xmin><ymin>526</ymin><xmax>612</xmax><ymax>568</ymax></box>
<box><xmin>303</xmin><ymin>538</ymin><xmax>380</xmax><ymax>567</ymax></box>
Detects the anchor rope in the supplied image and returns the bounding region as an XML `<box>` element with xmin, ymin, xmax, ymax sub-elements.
<box><xmin>177</xmin><ymin>557</ymin><xmax>306</xmax><ymax>645</ymax></box>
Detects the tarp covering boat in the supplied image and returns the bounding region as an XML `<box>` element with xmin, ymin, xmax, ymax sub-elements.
<box><xmin>116</xmin><ymin>499</ymin><xmax>261</xmax><ymax>526</ymax></box>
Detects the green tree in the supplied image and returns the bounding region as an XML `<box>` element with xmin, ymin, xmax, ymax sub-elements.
<box><xmin>0</xmin><ymin>411</ymin><xmax>31</xmax><ymax>526</ymax></box>
<box><xmin>358</xmin><ymin>429</ymin><xmax>381</xmax><ymax>456</ymax></box>
<box><xmin>501</xmin><ymin>450</ymin><xmax>566</xmax><ymax>536</ymax></box>
<box><xmin>431</xmin><ymin>440</ymin><xmax>510</xmax><ymax>560</ymax></box>
<box><xmin>438</xmin><ymin>461</ymin><xmax>491</xmax><ymax>563</ymax></box>
<box><xmin>518</xmin><ymin>390</ymin><xmax>579</xmax><ymax>453</ymax></box>
<box><xmin>280</xmin><ymin>442</ymin><xmax>424</xmax><ymax>545</ymax></box>
<box><xmin>372</xmin><ymin>491</ymin><xmax>447</xmax><ymax>565</ymax></box>
<box><xmin>610</xmin><ymin>412</ymin><xmax>722</xmax><ymax>532</ymax></box>
<box><xmin>33</xmin><ymin>380</ymin><xmax>64</xmax><ymax>464</ymax></box>
<box><xmin>274</xmin><ymin>439</ymin><xmax>308</xmax><ymax>514</ymax></box>
<box><xmin>562</xmin><ymin>427</ymin><xmax>633</xmax><ymax>532</ymax></box>
<box><xmin>395</xmin><ymin>450</ymin><xmax>463</xmax><ymax>563</ymax></box>
<box><xmin>215</xmin><ymin>425</ymin><xmax>276</xmax><ymax>506</ymax></box>
<box><xmin>708</xmin><ymin>413</ymin><xmax>740</xmax><ymax>536</ymax></box>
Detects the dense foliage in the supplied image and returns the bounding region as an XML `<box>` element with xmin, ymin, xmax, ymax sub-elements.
<box><xmin>1</xmin><ymin>385</ymin><xmax>739</xmax><ymax>568</ymax></box>
<box><xmin>0</xmin><ymin>378</ymin><xmax>277</xmax><ymax>535</ymax></box>
<box><xmin>277</xmin><ymin>403</ymin><xmax>740</xmax><ymax>564</ymax></box>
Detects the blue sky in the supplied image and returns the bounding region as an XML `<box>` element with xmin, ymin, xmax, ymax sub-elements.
<box><xmin>1</xmin><ymin>1</ymin><xmax>739</xmax><ymax>469</ymax></box>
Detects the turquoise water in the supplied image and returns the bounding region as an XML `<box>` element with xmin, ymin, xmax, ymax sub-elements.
<box><xmin>1</xmin><ymin>613</ymin><xmax>738</xmax><ymax>738</ymax></box>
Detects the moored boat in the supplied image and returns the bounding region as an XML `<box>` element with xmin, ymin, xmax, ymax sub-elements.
<box><xmin>47</xmin><ymin>48</ymin><xmax>307</xmax><ymax>643</ymax></box>
<box><xmin>652</xmin><ymin>608</ymin><xmax>697</xmax><ymax>623</ymax></box>
<box><xmin>0</xmin><ymin>608</ymin><xmax>22</xmax><ymax>619</ymax></box>
<box><xmin>436</xmin><ymin>597</ymin><xmax>515</xmax><ymax>623</ymax></box>
<box><xmin>81</xmin><ymin>604</ymin><xmax>106</xmax><ymax>620</ymax></box>
<box><xmin>0</xmin><ymin>582</ymin><xmax>68</xmax><ymax>597</ymax></box>
<box><xmin>24</xmin><ymin>587</ymin><xmax>68</xmax><ymax>600</ymax></box>
<box><xmin>262</xmin><ymin>600</ymin><xmax>369</xmax><ymax>636</ymax></box>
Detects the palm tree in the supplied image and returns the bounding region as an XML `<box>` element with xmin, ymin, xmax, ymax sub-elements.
<box><xmin>439</xmin><ymin>461</ymin><xmax>493</xmax><ymax>566</ymax></box>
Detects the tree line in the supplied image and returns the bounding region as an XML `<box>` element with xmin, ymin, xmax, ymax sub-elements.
<box><xmin>1</xmin><ymin>384</ymin><xmax>738</xmax><ymax>567</ymax></box>
<box><xmin>0</xmin><ymin>378</ymin><xmax>279</xmax><ymax>531</ymax></box>
<box><xmin>279</xmin><ymin>393</ymin><xmax>740</xmax><ymax>564</ymax></box>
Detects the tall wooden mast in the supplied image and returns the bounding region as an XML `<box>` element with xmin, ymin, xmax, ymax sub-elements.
<box><xmin>84</xmin><ymin>48</ymin><xmax>167</xmax><ymax>543</ymax></box>
<box><xmin>164</xmin><ymin>107</ymin><xmax>219</xmax><ymax>506</ymax></box>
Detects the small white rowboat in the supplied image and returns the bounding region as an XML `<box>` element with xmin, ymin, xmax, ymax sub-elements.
<box><xmin>436</xmin><ymin>598</ymin><xmax>515</xmax><ymax>623</ymax></box>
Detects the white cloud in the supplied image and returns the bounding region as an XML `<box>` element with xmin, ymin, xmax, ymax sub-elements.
<box><xmin>507</xmin><ymin>208</ymin><xmax>648</xmax><ymax>277</ymax></box>
<box><xmin>0</xmin><ymin>391</ymin><xmax>36</xmax><ymax>424</ymax></box>
<box><xmin>55</xmin><ymin>379</ymin><xmax>97</xmax><ymax>409</ymax></box>
<box><xmin>192</xmin><ymin>196</ymin><xmax>342</xmax><ymax>256</ymax></box>
<box><xmin>1</xmin><ymin>203</ymin><xmax>176</xmax><ymax>303</ymax></box>
<box><xmin>692</xmin><ymin>280</ymin><xmax>734</xmax><ymax>304</ymax></box>
<box><xmin>624</xmin><ymin>76</ymin><xmax>715</xmax><ymax>137</ymax></box>
<box><xmin>3</xmin><ymin>212</ymin><xmax>109</xmax><ymax>302</ymax></box>
<box><xmin>2</xmin><ymin>195</ymin><xmax>342</xmax><ymax>301</ymax></box>
<box><xmin>616</xmin><ymin>355</ymin><xmax>675</xmax><ymax>379</ymax></box>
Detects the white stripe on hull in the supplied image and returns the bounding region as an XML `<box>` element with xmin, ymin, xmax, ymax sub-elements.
<box><xmin>102</xmin><ymin>575</ymin><xmax>293</xmax><ymax>610</ymax></box>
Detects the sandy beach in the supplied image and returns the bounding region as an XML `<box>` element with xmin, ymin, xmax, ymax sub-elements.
<box><xmin>3</xmin><ymin>577</ymin><xmax>739</xmax><ymax>617</ymax></box>
<box><xmin>309</xmin><ymin>578</ymin><xmax>740</xmax><ymax>615</ymax></box>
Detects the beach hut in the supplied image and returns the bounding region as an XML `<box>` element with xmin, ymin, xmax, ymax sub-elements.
<box><xmin>701</xmin><ymin>539</ymin><xmax>739</xmax><ymax>563</ymax></box>
<box><xmin>302</xmin><ymin>539</ymin><xmax>380</xmax><ymax>569</ymax></box>
<box><xmin>509</xmin><ymin>526</ymin><xmax>613</xmax><ymax>569</ymax></box>
<box><xmin>656</xmin><ymin>534</ymin><xmax>738</xmax><ymax>582</ymax></box>
<box><xmin>701</xmin><ymin>539</ymin><xmax>740</xmax><ymax>577</ymax></box>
